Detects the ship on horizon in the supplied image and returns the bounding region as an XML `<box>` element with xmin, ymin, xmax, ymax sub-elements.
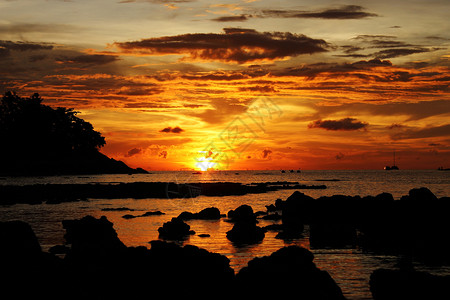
<box><xmin>384</xmin><ymin>151</ymin><xmax>399</xmax><ymax>170</ymax></box>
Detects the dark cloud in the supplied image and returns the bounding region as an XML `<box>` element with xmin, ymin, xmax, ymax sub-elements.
<box><xmin>0</xmin><ymin>23</ymin><xmax>79</xmax><ymax>35</ymax></box>
<box><xmin>160</xmin><ymin>126</ymin><xmax>184</xmax><ymax>133</ymax></box>
<box><xmin>307</xmin><ymin>100</ymin><xmax>450</xmax><ymax>123</ymax></box>
<box><xmin>182</xmin><ymin>71</ymin><xmax>250</xmax><ymax>81</ymax></box>
<box><xmin>125</xmin><ymin>147</ymin><xmax>142</xmax><ymax>157</ymax></box>
<box><xmin>387</xmin><ymin>123</ymin><xmax>405</xmax><ymax>130</ymax></box>
<box><xmin>275</xmin><ymin>59</ymin><xmax>393</xmax><ymax>79</ymax></box>
<box><xmin>159</xmin><ymin>150</ymin><xmax>168</xmax><ymax>159</ymax></box>
<box><xmin>117</xmin><ymin>85</ymin><xmax>164</xmax><ymax>96</ymax></box>
<box><xmin>238</xmin><ymin>85</ymin><xmax>276</xmax><ymax>93</ymax></box>
<box><xmin>56</xmin><ymin>54</ymin><xmax>119</xmax><ymax>66</ymax></box>
<box><xmin>308</xmin><ymin>117</ymin><xmax>368</xmax><ymax>131</ymax></box>
<box><xmin>335</xmin><ymin>152</ymin><xmax>345</xmax><ymax>160</ymax></box>
<box><xmin>373</xmin><ymin>48</ymin><xmax>431</xmax><ymax>59</ymax></box>
<box><xmin>29</xmin><ymin>54</ymin><xmax>48</xmax><ymax>62</ymax></box>
<box><xmin>340</xmin><ymin>45</ymin><xmax>364</xmax><ymax>54</ymax></box>
<box><xmin>390</xmin><ymin>124</ymin><xmax>450</xmax><ymax>140</ymax></box>
<box><xmin>262</xmin><ymin>149</ymin><xmax>272</xmax><ymax>159</ymax></box>
<box><xmin>353</xmin><ymin>35</ymin><xmax>398</xmax><ymax>41</ymax></box>
<box><xmin>341</xmin><ymin>35</ymin><xmax>443</xmax><ymax>59</ymax></box>
<box><xmin>114</xmin><ymin>28</ymin><xmax>329</xmax><ymax>63</ymax></box>
<box><xmin>261</xmin><ymin>5</ymin><xmax>377</xmax><ymax>20</ymax></box>
<box><xmin>0</xmin><ymin>40</ymin><xmax>53</xmax><ymax>59</ymax></box>
<box><xmin>212</xmin><ymin>15</ymin><xmax>249</xmax><ymax>22</ymax></box>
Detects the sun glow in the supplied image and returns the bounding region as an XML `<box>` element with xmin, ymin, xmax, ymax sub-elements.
<box><xmin>195</xmin><ymin>150</ymin><xmax>219</xmax><ymax>171</ymax></box>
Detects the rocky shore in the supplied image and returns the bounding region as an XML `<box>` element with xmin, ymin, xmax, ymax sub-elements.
<box><xmin>0</xmin><ymin>181</ymin><xmax>326</xmax><ymax>205</ymax></box>
<box><xmin>1</xmin><ymin>187</ymin><xmax>449</xmax><ymax>299</ymax></box>
<box><xmin>1</xmin><ymin>215</ymin><xmax>345</xmax><ymax>299</ymax></box>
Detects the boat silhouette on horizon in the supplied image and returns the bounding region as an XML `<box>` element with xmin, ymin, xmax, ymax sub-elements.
<box><xmin>384</xmin><ymin>151</ymin><xmax>399</xmax><ymax>170</ymax></box>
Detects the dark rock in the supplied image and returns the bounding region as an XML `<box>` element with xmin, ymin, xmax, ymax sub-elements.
<box><xmin>236</xmin><ymin>246</ymin><xmax>346</xmax><ymax>299</ymax></box>
<box><xmin>1</xmin><ymin>221</ymin><xmax>65</xmax><ymax>297</ymax></box>
<box><xmin>49</xmin><ymin>244</ymin><xmax>70</xmax><ymax>255</ymax></box>
<box><xmin>227</xmin><ymin>204</ymin><xmax>257</xmax><ymax>223</ymax></box>
<box><xmin>177</xmin><ymin>211</ymin><xmax>195</xmax><ymax>220</ymax></box>
<box><xmin>282</xmin><ymin>191</ymin><xmax>315</xmax><ymax>224</ymax></box>
<box><xmin>275</xmin><ymin>226</ymin><xmax>304</xmax><ymax>240</ymax></box>
<box><xmin>141</xmin><ymin>210</ymin><xmax>165</xmax><ymax>216</ymax></box>
<box><xmin>226</xmin><ymin>204</ymin><xmax>265</xmax><ymax>245</ymax></box>
<box><xmin>46</xmin><ymin>196</ymin><xmax>80</xmax><ymax>204</ymax></box>
<box><xmin>265</xmin><ymin>204</ymin><xmax>277</xmax><ymax>212</ymax></box>
<box><xmin>148</xmin><ymin>240</ymin><xmax>234</xmax><ymax>292</ymax></box>
<box><xmin>0</xmin><ymin>220</ymin><xmax>41</xmax><ymax>257</ymax></box>
<box><xmin>178</xmin><ymin>207</ymin><xmax>221</xmax><ymax>220</ymax></box>
<box><xmin>226</xmin><ymin>222</ymin><xmax>265</xmax><ymax>245</ymax></box>
<box><xmin>255</xmin><ymin>210</ymin><xmax>267</xmax><ymax>217</ymax></box>
<box><xmin>310</xmin><ymin>223</ymin><xmax>357</xmax><ymax>248</ymax></box>
<box><xmin>402</xmin><ymin>187</ymin><xmax>438</xmax><ymax>202</ymax></box>
<box><xmin>261</xmin><ymin>212</ymin><xmax>282</xmax><ymax>220</ymax></box>
<box><xmin>196</xmin><ymin>207</ymin><xmax>221</xmax><ymax>219</ymax></box>
<box><xmin>101</xmin><ymin>207</ymin><xmax>135</xmax><ymax>211</ymax></box>
<box><xmin>263</xmin><ymin>224</ymin><xmax>284</xmax><ymax>232</ymax></box>
<box><xmin>158</xmin><ymin>217</ymin><xmax>195</xmax><ymax>240</ymax></box>
<box><xmin>375</xmin><ymin>192</ymin><xmax>394</xmax><ymax>202</ymax></box>
<box><xmin>370</xmin><ymin>269</ymin><xmax>450</xmax><ymax>300</ymax></box>
<box><xmin>122</xmin><ymin>214</ymin><xmax>137</xmax><ymax>219</ymax></box>
<box><xmin>62</xmin><ymin>215</ymin><xmax>126</xmax><ymax>262</ymax></box>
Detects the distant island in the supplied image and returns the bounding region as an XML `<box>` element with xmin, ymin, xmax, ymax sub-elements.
<box><xmin>0</xmin><ymin>92</ymin><xmax>147</xmax><ymax>176</ymax></box>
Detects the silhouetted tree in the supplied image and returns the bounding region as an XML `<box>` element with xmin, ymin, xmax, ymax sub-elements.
<box><xmin>0</xmin><ymin>91</ymin><xmax>105</xmax><ymax>159</ymax></box>
<box><xmin>0</xmin><ymin>91</ymin><xmax>110</xmax><ymax>174</ymax></box>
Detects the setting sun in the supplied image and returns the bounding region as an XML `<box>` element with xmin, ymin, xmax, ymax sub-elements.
<box><xmin>195</xmin><ymin>150</ymin><xmax>219</xmax><ymax>171</ymax></box>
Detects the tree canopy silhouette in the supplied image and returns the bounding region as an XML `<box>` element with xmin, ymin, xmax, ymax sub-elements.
<box><xmin>0</xmin><ymin>91</ymin><xmax>146</xmax><ymax>175</ymax></box>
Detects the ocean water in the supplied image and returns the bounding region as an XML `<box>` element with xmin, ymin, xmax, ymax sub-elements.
<box><xmin>1</xmin><ymin>170</ymin><xmax>449</xmax><ymax>299</ymax></box>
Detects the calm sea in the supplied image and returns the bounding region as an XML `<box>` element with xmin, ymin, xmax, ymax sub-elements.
<box><xmin>1</xmin><ymin>170</ymin><xmax>449</xmax><ymax>299</ymax></box>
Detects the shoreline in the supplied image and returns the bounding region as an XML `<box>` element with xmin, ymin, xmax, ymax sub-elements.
<box><xmin>0</xmin><ymin>181</ymin><xmax>326</xmax><ymax>205</ymax></box>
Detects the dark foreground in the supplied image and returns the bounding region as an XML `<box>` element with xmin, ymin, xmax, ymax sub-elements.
<box><xmin>1</xmin><ymin>215</ymin><xmax>345</xmax><ymax>299</ymax></box>
<box><xmin>1</xmin><ymin>187</ymin><xmax>450</xmax><ymax>299</ymax></box>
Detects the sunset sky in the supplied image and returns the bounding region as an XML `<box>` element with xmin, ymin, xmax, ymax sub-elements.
<box><xmin>1</xmin><ymin>0</ymin><xmax>449</xmax><ymax>170</ymax></box>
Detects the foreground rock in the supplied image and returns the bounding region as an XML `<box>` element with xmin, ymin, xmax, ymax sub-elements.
<box><xmin>236</xmin><ymin>246</ymin><xmax>347</xmax><ymax>299</ymax></box>
<box><xmin>370</xmin><ymin>268</ymin><xmax>450</xmax><ymax>300</ymax></box>
<box><xmin>1</xmin><ymin>216</ymin><xmax>234</xmax><ymax>297</ymax></box>
<box><xmin>1</xmin><ymin>216</ymin><xmax>350</xmax><ymax>298</ymax></box>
